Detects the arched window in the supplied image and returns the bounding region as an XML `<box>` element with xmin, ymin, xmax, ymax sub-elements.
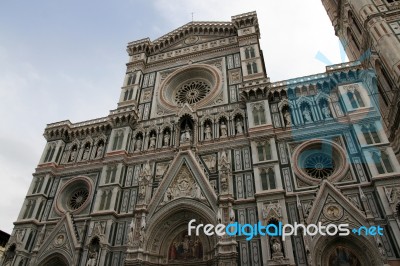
<box><xmin>245</xmin><ymin>46</ymin><xmax>256</xmax><ymax>59</ymax></box>
<box><xmin>247</xmin><ymin>62</ymin><xmax>258</xmax><ymax>75</ymax></box>
<box><xmin>361</xmin><ymin>124</ymin><xmax>380</xmax><ymax>144</ymax></box>
<box><xmin>257</xmin><ymin>141</ymin><xmax>272</xmax><ymax>161</ymax></box>
<box><xmin>35</xmin><ymin>200</ymin><xmax>44</xmax><ymax>220</ymax></box>
<box><xmin>253</xmin><ymin>107</ymin><xmax>260</xmax><ymax>126</ymax></box>
<box><xmin>354</xmin><ymin>89</ymin><xmax>365</xmax><ymax>107</ymax></box>
<box><xmin>382</xmin><ymin>152</ymin><xmax>394</xmax><ymax>173</ymax></box>
<box><xmin>112</xmin><ymin>131</ymin><xmax>124</xmax><ymax>150</ymax></box>
<box><xmin>253</xmin><ymin>105</ymin><xmax>266</xmax><ymax>126</ymax></box>
<box><xmin>261</xmin><ymin>168</ymin><xmax>276</xmax><ymax>190</ymax></box>
<box><xmin>252</xmin><ymin>62</ymin><xmax>258</xmax><ymax>73</ymax></box>
<box><xmin>99</xmin><ymin>190</ymin><xmax>112</xmax><ymax>210</ymax></box>
<box><xmin>105</xmin><ymin>166</ymin><xmax>117</xmax><ymax>184</ymax></box>
<box><xmin>247</xmin><ymin>63</ymin><xmax>252</xmax><ymax>75</ymax></box>
<box><xmin>127</xmin><ymin>73</ymin><xmax>136</xmax><ymax>86</ymax></box>
<box><xmin>373</xmin><ymin>151</ymin><xmax>394</xmax><ymax>174</ymax></box>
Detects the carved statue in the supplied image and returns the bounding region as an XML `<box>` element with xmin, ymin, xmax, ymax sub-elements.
<box><xmin>135</xmin><ymin>137</ymin><xmax>142</xmax><ymax>151</ymax></box>
<box><xmin>181</xmin><ymin>125</ymin><xmax>192</xmax><ymax>143</ymax></box>
<box><xmin>204</xmin><ymin>124</ymin><xmax>212</xmax><ymax>140</ymax></box>
<box><xmin>70</xmin><ymin>147</ymin><xmax>77</xmax><ymax>162</ymax></box>
<box><xmin>220</xmin><ymin>121</ymin><xmax>227</xmax><ymax>137</ymax></box>
<box><xmin>164</xmin><ymin>188</ymin><xmax>173</xmax><ymax>202</ymax></box>
<box><xmin>86</xmin><ymin>252</ymin><xmax>97</xmax><ymax>266</ymax></box>
<box><xmin>322</xmin><ymin>103</ymin><xmax>331</xmax><ymax>118</ymax></box>
<box><xmin>149</xmin><ymin>134</ymin><xmax>156</xmax><ymax>149</ymax></box>
<box><xmin>82</xmin><ymin>146</ymin><xmax>90</xmax><ymax>160</ymax></box>
<box><xmin>230</xmin><ymin>208</ymin><xmax>235</xmax><ymax>222</ymax></box>
<box><xmin>271</xmin><ymin>238</ymin><xmax>283</xmax><ymax>257</ymax></box>
<box><xmin>96</xmin><ymin>143</ymin><xmax>104</xmax><ymax>158</ymax></box>
<box><xmin>283</xmin><ymin>110</ymin><xmax>291</xmax><ymax>126</ymax></box>
<box><xmin>128</xmin><ymin>220</ymin><xmax>134</xmax><ymax>246</ymax></box>
<box><xmin>163</xmin><ymin>131</ymin><xmax>170</xmax><ymax>146</ymax></box>
<box><xmin>141</xmin><ymin>161</ymin><xmax>151</xmax><ymax>178</ymax></box>
<box><xmin>303</xmin><ymin>107</ymin><xmax>312</xmax><ymax>122</ymax></box>
<box><xmin>236</xmin><ymin>119</ymin><xmax>243</xmax><ymax>134</ymax></box>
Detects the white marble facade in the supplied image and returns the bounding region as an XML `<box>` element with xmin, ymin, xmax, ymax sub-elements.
<box><xmin>4</xmin><ymin>11</ymin><xmax>400</xmax><ymax>266</ymax></box>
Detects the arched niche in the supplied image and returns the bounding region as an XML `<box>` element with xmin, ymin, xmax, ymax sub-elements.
<box><xmin>145</xmin><ymin>199</ymin><xmax>217</xmax><ymax>265</ymax></box>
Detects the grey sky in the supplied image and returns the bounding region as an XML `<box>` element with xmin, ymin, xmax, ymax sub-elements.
<box><xmin>0</xmin><ymin>1</ymin><xmax>345</xmax><ymax>233</ymax></box>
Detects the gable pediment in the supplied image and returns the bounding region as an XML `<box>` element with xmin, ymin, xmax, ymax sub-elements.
<box><xmin>147</xmin><ymin>150</ymin><xmax>217</xmax><ymax>217</ymax></box>
<box><xmin>35</xmin><ymin>213</ymin><xmax>80</xmax><ymax>264</ymax></box>
<box><xmin>306</xmin><ymin>181</ymin><xmax>367</xmax><ymax>226</ymax></box>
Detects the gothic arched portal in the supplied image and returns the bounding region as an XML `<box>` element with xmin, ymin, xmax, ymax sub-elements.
<box><xmin>40</xmin><ymin>253</ymin><xmax>69</xmax><ymax>266</ymax></box>
<box><xmin>145</xmin><ymin>198</ymin><xmax>217</xmax><ymax>265</ymax></box>
<box><xmin>313</xmin><ymin>235</ymin><xmax>383</xmax><ymax>266</ymax></box>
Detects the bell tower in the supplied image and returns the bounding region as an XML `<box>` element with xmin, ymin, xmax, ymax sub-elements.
<box><xmin>321</xmin><ymin>0</ymin><xmax>400</xmax><ymax>159</ymax></box>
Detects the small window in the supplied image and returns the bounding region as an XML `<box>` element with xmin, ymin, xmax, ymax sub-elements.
<box><xmin>127</xmin><ymin>73</ymin><xmax>136</xmax><ymax>86</ymax></box>
<box><xmin>245</xmin><ymin>46</ymin><xmax>256</xmax><ymax>59</ymax></box>
<box><xmin>247</xmin><ymin>62</ymin><xmax>258</xmax><ymax>75</ymax></box>
<box><xmin>253</xmin><ymin>105</ymin><xmax>266</xmax><ymax>126</ymax></box>
<box><xmin>347</xmin><ymin>89</ymin><xmax>365</xmax><ymax>109</ymax></box>
<box><xmin>257</xmin><ymin>141</ymin><xmax>272</xmax><ymax>161</ymax></box>
<box><xmin>261</xmin><ymin>168</ymin><xmax>276</xmax><ymax>190</ymax></box>
<box><xmin>361</xmin><ymin>124</ymin><xmax>380</xmax><ymax>145</ymax></box>
<box><xmin>372</xmin><ymin>151</ymin><xmax>394</xmax><ymax>174</ymax></box>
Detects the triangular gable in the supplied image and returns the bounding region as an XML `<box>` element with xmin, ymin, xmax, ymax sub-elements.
<box><xmin>36</xmin><ymin>213</ymin><xmax>80</xmax><ymax>263</ymax></box>
<box><xmin>306</xmin><ymin>181</ymin><xmax>367</xmax><ymax>226</ymax></box>
<box><xmin>177</xmin><ymin>103</ymin><xmax>194</xmax><ymax>117</ymax></box>
<box><xmin>147</xmin><ymin>150</ymin><xmax>217</xmax><ymax>217</ymax></box>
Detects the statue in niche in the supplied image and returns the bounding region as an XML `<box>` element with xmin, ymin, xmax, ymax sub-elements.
<box><xmin>321</xmin><ymin>102</ymin><xmax>331</xmax><ymax>118</ymax></box>
<box><xmin>86</xmin><ymin>252</ymin><xmax>97</xmax><ymax>266</ymax></box>
<box><xmin>164</xmin><ymin>188</ymin><xmax>173</xmax><ymax>202</ymax></box>
<box><xmin>96</xmin><ymin>142</ymin><xmax>104</xmax><ymax>158</ymax></box>
<box><xmin>163</xmin><ymin>131</ymin><xmax>170</xmax><ymax>146</ymax></box>
<box><xmin>149</xmin><ymin>133</ymin><xmax>156</xmax><ymax>149</ymax></box>
<box><xmin>82</xmin><ymin>146</ymin><xmax>90</xmax><ymax>160</ymax></box>
<box><xmin>303</xmin><ymin>106</ymin><xmax>312</xmax><ymax>122</ymax></box>
<box><xmin>128</xmin><ymin>220</ymin><xmax>134</xmax><ymax>246</ymax></box>
<box><xmin>69</xmin><ymin>147</ymin><xmax>77</xmax><ymax>162</ymax></box>
<box><xmin>220</xmin><ymin>121</ymin><xmax>228</xmax><ymax>137</ymax></box>
<box><xmin>283</xmin><ymin>109</ymin><xmax>291</xmax><ymax>126</ymax></box>
<box><xmin>236</xmin><ymin>118</ymin><xmax>243</xmax><ymax>134</ymax></box>
<box><xmin>180</xmin><ymin>124</ymin><xmax>192</xmax><ymax>143</ymax></box>
<box><xmin>271</xmin><ymin>238</ymin><xmax>283</xmax><ymax>258</ymax></box>
<box><xmin>204</xmin><ymin>124</ymin><xmax>212</xmax><ymax>140</ymax></box>
<box><xmin>141</xmin><ymin>161</ymin><xmax>151</xmax><ymax>178</ymax></box>
<box><xmin>168</xmin><ymin>231</ymin><xmax>203</xmax><ymax>261</ymax></box>
<box><xmin>135</xmin><ymin>136</ymin><xmax>142</xmax><ymax>151</ymax></box>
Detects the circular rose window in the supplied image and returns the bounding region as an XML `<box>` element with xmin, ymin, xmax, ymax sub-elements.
<box><xmin>55</xmin><ymin>176</ymin><xmax>93</xmax><ymax>215</ymax></box>
<box><xmin>292</xmin><ymin>139</ymin><xmax>349</xmax><ymax>185</ymax></box>
<box><xmin>174</xmin><ymin>80</ymin><xmax>211</xmax><ymax>105</ymax></box>
<box><xmin>68</xmin><ymin>188</ymin><xmax>89</xmax><ymax>210</ymax></box>
<box><xmin>158</xmin><ymin>64</ymin><xmax>222</xmax><ymax>110</ymax></box>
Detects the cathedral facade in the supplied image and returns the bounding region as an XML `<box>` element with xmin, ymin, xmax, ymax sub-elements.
<box><xmin>2</xmin><ymin>10</ymin><xmax>400</xmax><ymax>266</ymax></box>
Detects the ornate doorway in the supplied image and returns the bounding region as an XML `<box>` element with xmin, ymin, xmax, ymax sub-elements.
<box><xmin>327</xmin><ymin>245</ymin><xmax>362</xmax><ymax>266</ymax></box>
<box><xmin>40</xmin><ymin>254</ymin><xmax>69</xmax><ymax>266</ymax></box>
<box><xmin>314</xmin><ymin>236</ymin><xmax>383</xmax><ymax>266</ymax></box>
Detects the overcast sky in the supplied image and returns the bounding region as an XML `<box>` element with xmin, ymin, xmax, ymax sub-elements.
<box><xmin>0</xmin><ymin>1</ymin><xmax>345</xmax><ymax>234</ymax></box>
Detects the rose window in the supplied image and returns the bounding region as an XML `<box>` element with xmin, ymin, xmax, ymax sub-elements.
<box><xmin>55</xmin><ymin>176</ymin><xmax>92</xmax><ymax>215</ymax></box>
<box><xmin>303</xmin><ymin>152</ymin><xmax>335</xmax><ymax>179</ymax></box>
<box><xmin>292</xmin><ymin>139</ymin><xmax>349</xmax><ymax>185</ymax></box>
<box><xmin>174</xmin><ymin>80</ymin><xmax>211</xmax><ymax>105</ymax></box>
<box><xmin>68</xmin><ymin>188</ymin><xmax>89</xmax><ymax>210</ymax></box>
